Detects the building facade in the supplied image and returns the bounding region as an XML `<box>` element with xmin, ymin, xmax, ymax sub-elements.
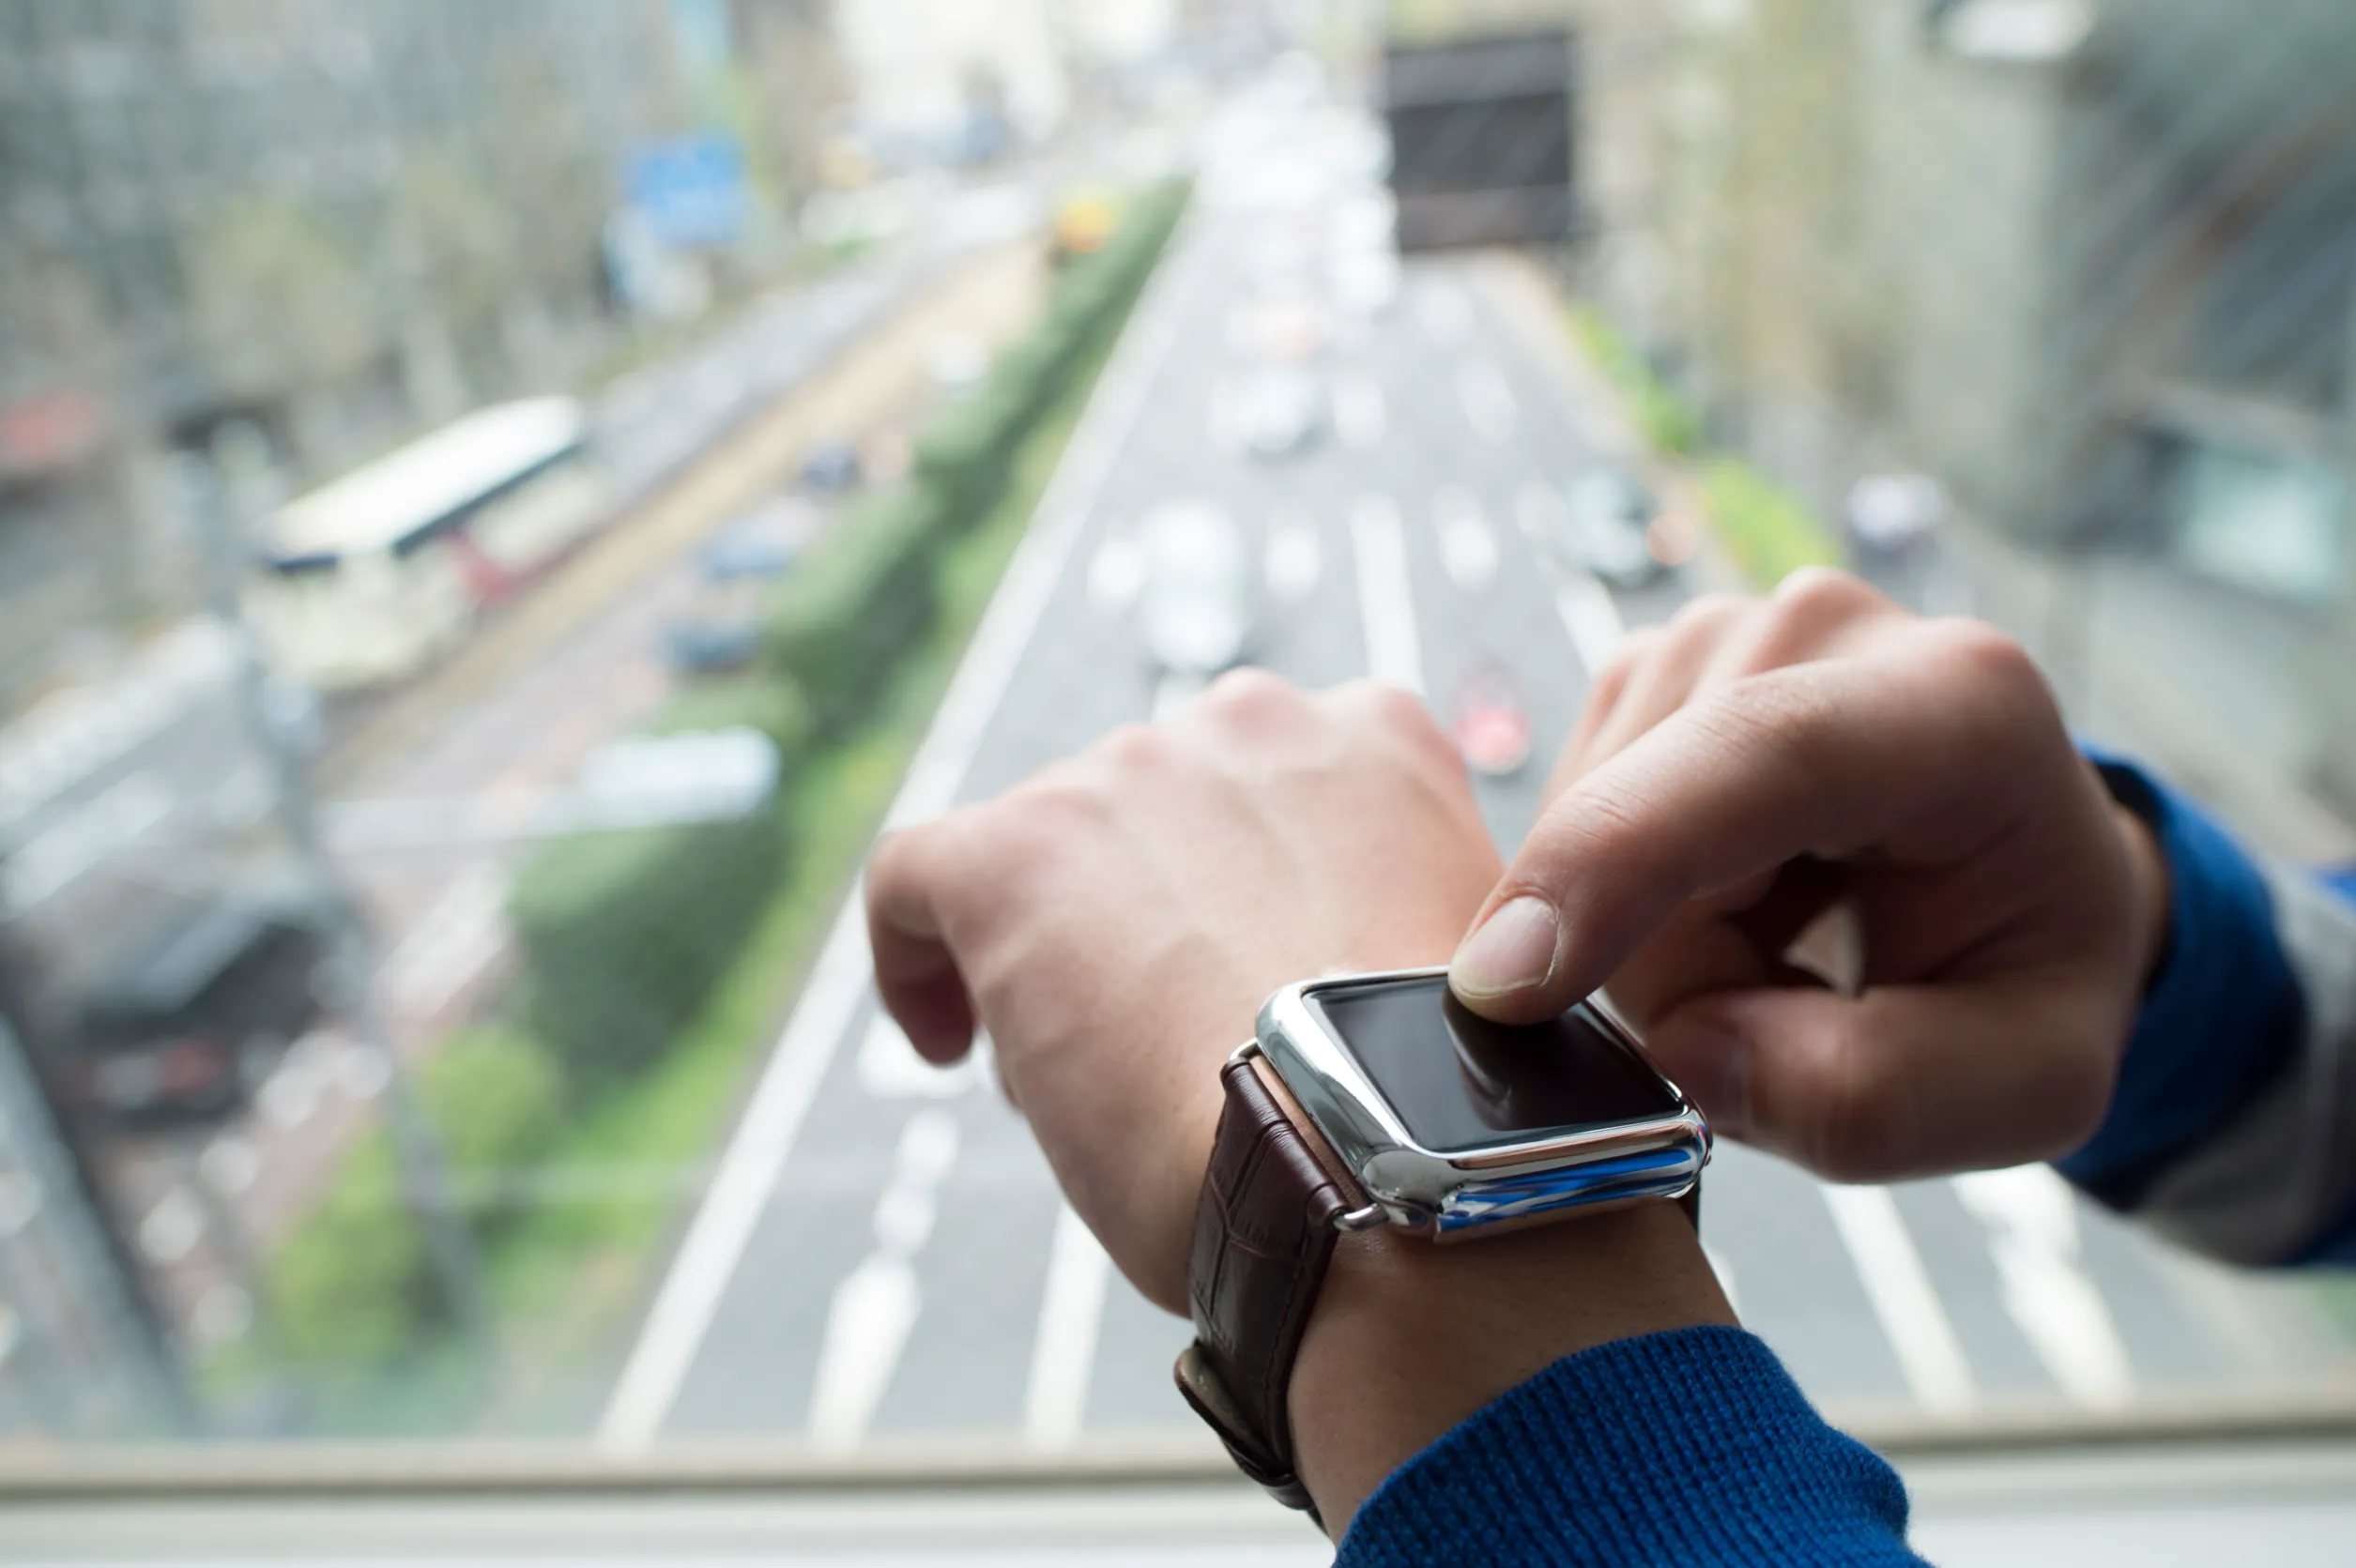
<box><xmin>1579</xmin><ymin>0</ymin><xmax>2356</xmax><ymax>823</ymax></box>
<box><xmin>0</xmin><ymin>0</ymin><xmax>685</xmax><ymax>698</ymax></box>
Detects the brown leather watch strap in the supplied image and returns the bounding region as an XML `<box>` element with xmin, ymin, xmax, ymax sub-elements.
<box><xmin>1171</xmin><ymin>1055</ymin><xmax>1354</xmax><ymax>1514</ymax></box>
<box><xmin>1173</xmin><ymin>1048</ymin><xmax>1707</xmax><ymax>1516</ymax></box>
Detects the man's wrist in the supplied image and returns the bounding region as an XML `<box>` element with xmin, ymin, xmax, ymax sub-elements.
<box><xmin>1288</xmin><ymin>1201</ymin><xmax>1735</xmax><ymax>1537</ymax></box>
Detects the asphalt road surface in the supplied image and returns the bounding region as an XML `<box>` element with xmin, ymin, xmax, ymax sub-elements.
<box><xmin>600</xmin><ymin>110</ymin><xmax>2355</xmax><ymax>1459</ymax></box>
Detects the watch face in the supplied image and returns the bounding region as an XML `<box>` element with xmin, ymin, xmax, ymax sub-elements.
<box><xmin>1307</xmin><ymin>974</ymin><xmax>1681</xmax><ymax>1154</ymax></box>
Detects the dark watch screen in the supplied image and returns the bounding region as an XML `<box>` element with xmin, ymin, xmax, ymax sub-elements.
<box><xmin>1309</xmin><ymin>975</ymin><xmax>1680</xmax><ymax>1153</ymax></box>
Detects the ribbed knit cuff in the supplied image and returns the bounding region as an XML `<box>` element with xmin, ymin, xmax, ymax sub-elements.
<box><xmin>1335</xmin><ymin>1326</ymin><xmax>1921</xmax><ymax>1568</ymax></box>
<box><xmin>2058</xmin><ymin>753</ymin><xmax>2304</xmax><ymax>1208</ymax></box>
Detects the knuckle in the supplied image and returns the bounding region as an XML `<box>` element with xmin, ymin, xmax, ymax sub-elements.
<box><xmin>1916</xmin><ymin>620</ymin><xmax>2058</xmax><ymax>757</ymax></box>
<box><xmin>1595</xmin><ymin>626</ymin><xmax>1666</xmax><ymax>692</ymax></box>
<box><xmin>1806</xmin><ymin>1049</ymin><xmax>1911</xmax><ymax>1183</ymax></box>
<box><xmin>1769</xmin><ymin>565</ymin><xmax>1883</xmax><ymax>630</ymax></box>
<box><xmin>1337</xmin><ymin>679</ymin><xmax>1455</xmax><ymax>762</ymax></box>
<box><xmin>1664</xmin><ymin>591</ymin><xmax>1750</xmax><ymax>645</ymax></box>
<box><xmin>1099</xmin><ymin>719</ymin><xmax>1173</xmax><ymax>773</ymax></box>
<box><xmin>1201</xmin><ymin>665</ymin><xmax>1299</xmax><ymax>723</ymax></box>
<box><xmin>1000</xmin><ymin>767</ymin><xmax>1112</xmax><ymax>845</ymax></box>
<box><xmin>1921</xmin><ymin>617</ymin><xmax>2042</xmax><ymax>700</ymax></box>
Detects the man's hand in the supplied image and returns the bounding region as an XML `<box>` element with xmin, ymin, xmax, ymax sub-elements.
<box><xmin>1450</xmin><ymin>570</ymin><xmax>2168</xmax><ymax>1182</ymax></box>
<box><xmin>867</xmin><ymin>671</ymin><xmax>1502</xmax><ymax>1312</ymax></box>
<box><xmin>870</xmin><ymin>670</ymin><xmax>1734</xmax><ymax>1532</ymax></box>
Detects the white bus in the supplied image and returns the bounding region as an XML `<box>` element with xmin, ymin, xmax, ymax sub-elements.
<box><xmin>250</xmin><ymin>397</ymin><xmax>612</xmax><ymax>692</ymax></box>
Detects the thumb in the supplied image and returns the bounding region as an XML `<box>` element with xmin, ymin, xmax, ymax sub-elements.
<box><xmin>1642</xmin><ymin>981</ymin><xmax>2117</xmax><ymax>1183</ymax></box>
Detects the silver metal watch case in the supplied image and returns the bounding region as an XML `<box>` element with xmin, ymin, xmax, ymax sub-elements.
<box><xmin>1255</xmin><ymin>966</ymin><xmax>1710</xmax><ymax>1241</ymax></box>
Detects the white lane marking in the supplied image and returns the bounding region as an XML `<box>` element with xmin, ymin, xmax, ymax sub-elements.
<box><xmin>258</xmin><ymin>1061</ymin><xmax>322</xmax><ymax>1131</ymax></box>
<box><xmin>1821</xmin><ymin>1184</ymin><xmax>1977</xmax><ymax>1415</ymax></box>
<box><xmin>201</xmin><ymin>1135</ymin><xmax>260</xmax><ymax>1195</ymax></box>
<box><xmin>1086</xmin><ymin>536</ymin><xmax>1142</xmax><ymax>616</ymax></box>
<box><xmin>1350</xmin><ymin>497</ymin><xmax>1425</xmax><ymax>696</ymax></box>
<box><xmin>600</xmin><ymin>202</ymin><xmax>1201</xmax><ymax>1454</ymax></box>
<box><xmin>1952</xmin><ymin>1166</ymin><xmax>2135</xmax><ymax>1408</ymax></box>
<box><xmin>1332</xmin><ymin>373</ymin><xmax>1386</xmax><ymax>450</ymax></box>
<box><xmin>1204</xmin><ymin>379</ymin><xmax>1243</xmax><ymax>455</ymax></box>
<box><xmin>857</xmin><ymin>1012</ymin><xmax>983</xmax><ymax>1100</ymax></box>
<box><xmin>1513</xmin><ymin>480</ymin><xmax>1564</xmax><ymax>549</ymax></box>
<box><xmin>1555</xmin><ymin>572</ymin><xmax>1626</xmax><ymax>679</ymax></box>
<box><xmin>337</xmin><ymin>1040</ymin><xmax>392</xmax><ymax>1099</ymax></box>
<box><xmin>1416</xmin><ymin>276</ymin><xmax>1471</xmax><ymax>343</ymax></box>
<box><xmin>1265</xmin><ymin>513</ymin><xmax>1323</xmax><ymax>602</ymax></box>
<box><xmin>1272</xmin><ymin>510</ymin><xmax>1328</xmax><ymax>600</ymax></box>
<box><xmin>1022</xmin><ymin>1204</ymin><xmax>1113</xmax><ymax>1450</ymax></box>
<box><xmin>1516</xmin><ymin>481</ymin><xmax>1626</xmax><ymax>673</ymax></box>
<box><xmin>808</xmin><ymin>1110</ymin><xmax>960</xmax><ymax>1451</ymax></box>
<box><xmin>1458</xmin><ymin>360</ymin><xmax>1519</xmax><ymax>443</ymax></box>
<box><xmin>1434</xmin><ymin>489</ymin><xmax>1499</xmax><ymax>591</ymax></box>
<box><xmin>384</xmin><ymin>862</ymin><xmax>513</xmax><ymax>1017</ymax></box>
<box><xmin>139</xmin><ymin>1186</ymin><xmax>205</xmax><ymax>1266</ymax></box>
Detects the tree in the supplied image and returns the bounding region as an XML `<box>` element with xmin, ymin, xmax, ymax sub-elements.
<box><xmin>183</xmin><ymin>196</ymin><xmax>380</xmax><ymax>411</ymax></box>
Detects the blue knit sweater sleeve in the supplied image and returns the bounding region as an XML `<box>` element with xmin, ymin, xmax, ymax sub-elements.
<box><xmin>1336</xmin><ymin>1326</ymin><xmax>1924</xmax><ymax>1567</ymax></box>
<box><xmin>2058</xmin><ymin>754</ymin><xmax>2356</xmax><ymax>1261</ymax></box>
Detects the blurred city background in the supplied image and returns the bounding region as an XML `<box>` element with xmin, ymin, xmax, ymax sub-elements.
<box><xmin>0</xmin><ymin>0</ymin><xmax>2351</xmax><ymax>1456</ymax></box>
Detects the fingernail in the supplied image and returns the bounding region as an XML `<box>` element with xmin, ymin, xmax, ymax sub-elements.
<box><xmin>1670</xmin><ymin>1021</ymin><xmax>1752</xmax><ymax>1140</ymax></box>
<box><xmin>1450</xmin><ymin>897</ymin><xmax>1561</xmax><ymax>999</ymax></box>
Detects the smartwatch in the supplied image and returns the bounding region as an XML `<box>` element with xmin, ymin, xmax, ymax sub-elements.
<box><xmin>1172</xmin><ymin>966</ymin><xmax>1710</xmax><ymax>1515</ymax></box>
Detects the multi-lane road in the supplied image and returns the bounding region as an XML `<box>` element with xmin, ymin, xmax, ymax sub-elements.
<box><xmin>598</xmin><ymin>111</ymin><xmax>2356</xmax><ymax>1460</ymax></box>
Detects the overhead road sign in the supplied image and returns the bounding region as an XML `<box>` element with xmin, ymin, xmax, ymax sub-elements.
<box><xmin>1383</xmin><ymin>29</ymin><xmax>1581</xmax><ymax>252</ymax></box>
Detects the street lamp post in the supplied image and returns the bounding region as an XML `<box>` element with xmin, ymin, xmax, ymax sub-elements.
<box><xmin>176</xmin><ymin>457</ymin><xmax>492</xmax><ymax>1354</ymax></box>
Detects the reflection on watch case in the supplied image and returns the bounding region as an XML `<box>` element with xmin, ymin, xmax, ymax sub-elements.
<box><xmin>1256</xmin><ymin>967</ymin><xmax>1709</xmax><ymax>1240</ymax></box>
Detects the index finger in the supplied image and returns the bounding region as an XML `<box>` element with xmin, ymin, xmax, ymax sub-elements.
<box><xmin>866</xmin><ymin>824</ymin><xmax>981</xmax><ymax>1063</ymax></box>
<box><xmin>1450</xmin><ymin>626</ymin><xmax>2062</xmax><ymax>1021</ymax></box>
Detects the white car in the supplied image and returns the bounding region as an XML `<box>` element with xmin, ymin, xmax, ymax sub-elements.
<box><xmin>1232</xmin><ymin>369</ymin><xmax>1323</xmax><ymax>459</ymax></box>
<box><xmin>1560</xmin><ymin>468</ymin><xmax>1670</xmax><ymax>588</ymax></box>
<box><xmin>1134</xmin><ymin>503</ymin><xmax>1255</xmax><ymax>677</ymax></box>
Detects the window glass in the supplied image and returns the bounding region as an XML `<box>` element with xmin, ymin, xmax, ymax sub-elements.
<box><xmin>0</xmin><ymin>0</ymin><xmax>2349</xmax><ymax>1486</ymax></box>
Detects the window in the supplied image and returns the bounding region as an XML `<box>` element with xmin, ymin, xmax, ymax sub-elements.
<box><xmin>0</xmin><ymin>4</ymin><xmax>2352</xmax><ymax>1559</ymax></box>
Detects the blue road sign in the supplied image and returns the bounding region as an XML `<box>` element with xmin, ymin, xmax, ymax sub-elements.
<box><xmin>624</xmin><ymin>134</ymin><xmax>750</xmax><ymax>251</ymax></box>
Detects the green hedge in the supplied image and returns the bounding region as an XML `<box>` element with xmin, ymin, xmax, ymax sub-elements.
<box><xmin>265</xmin><ymin>1026</ymin><xmax>565</xmax><ymax>1371</ymax></box>
<box><xmin>650</xmin><ymin>670</ymin><xmax>813</xmax><ymax>750</ymax></box>
<box><xmin>1701</xmin><ymin>458</ymin><xmax>1843</xmax><ymax>588</ymax></box>
<box><xmin>507</xmin><ymin>671</ymin><xmax>803</xmax><ymax>1088</ymax></box>
<box><xmin>509</xmin><ymin>803</ymin><xmax>788</xmax><ymax>1091</ymax></box>
<box><xmin>1569</xmin><ymin>304</ymin><xmax>1702</xmax><ymax>457</ymax></box>
<box><xmin>763</xmin><ymin>488</ymin><xmax>946</xmax><ymax>737</ymax></box>
<box><xmin>769</xmin><ymin>179</ymin><xmax>1188</xmax><ymax>738</ymax></box>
